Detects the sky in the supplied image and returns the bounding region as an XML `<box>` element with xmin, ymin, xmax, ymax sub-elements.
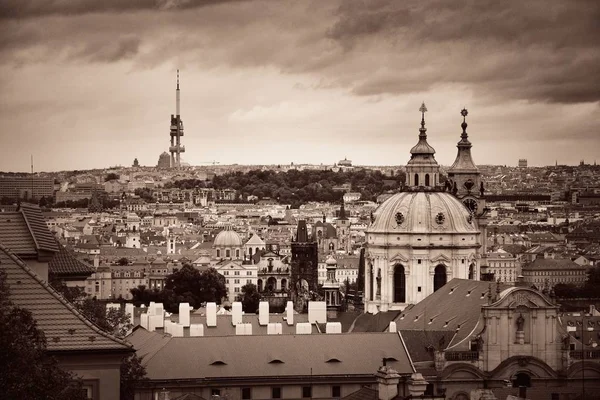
<box><xmin>0</xmin><ymin>0</ymin><xmax>599</xmax><ymax>172</ymax></box>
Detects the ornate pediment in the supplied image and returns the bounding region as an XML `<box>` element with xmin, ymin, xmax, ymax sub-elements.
<box><xmin>430</xmin><ymin>253</ymin><xmax>452</xmax><ymax>264</ymax></box>
<box><xmin>389</xmin><ymin>253</ymin><xmax>409</xmax><ymax>264</ymax></box>
<box><xmin>490</xmin><ymin>288</ymin><xmax>556</xmax><ymax>309</ymax></box>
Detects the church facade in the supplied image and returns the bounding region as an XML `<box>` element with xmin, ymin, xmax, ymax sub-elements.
<box><xmin>365</xmin><ymin>105</ymin><xmax>486</xmax><ymax>313</ymax></box>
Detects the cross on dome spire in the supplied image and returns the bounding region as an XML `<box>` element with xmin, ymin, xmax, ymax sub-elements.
<box><xmin>419</xmin><ymin>102</ymin><xmax>428</xmax><ymax>136</ymax></box>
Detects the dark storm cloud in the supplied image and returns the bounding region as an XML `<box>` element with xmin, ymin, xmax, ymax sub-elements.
<box><xmin>0</xmin><ymin>0</ymin><xmax>598</xmax><ymax>105</ymax></box>
<box><xmin>0</xmin><ymin>0</ymin><xmax>245</xmax><ymax>19</ymax></box>
<box><xmin>324</xmin><ymin>0</ymin><xmax>600</xmax><ymax>104</ymax></box>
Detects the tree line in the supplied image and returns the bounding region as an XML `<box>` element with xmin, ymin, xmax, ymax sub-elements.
<box><xmin>210</xmin><ymin>168</ymin><xmax>405</xmax><ymax>206</ymax></box>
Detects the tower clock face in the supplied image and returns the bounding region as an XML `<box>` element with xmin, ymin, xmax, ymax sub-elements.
<box><xmin>463</xmin><ymin>198</ymin><xmax>478</xmax><ymax>213</ymax></box>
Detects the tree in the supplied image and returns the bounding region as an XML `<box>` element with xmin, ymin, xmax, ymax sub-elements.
<box><xmin>0</xmin><ymin>270</ymin><xmax>87</xmax><ymax>400</ymax></box>
<box><xmin>78</xmin><ymin>298</ymin><xmax>133</xmax><ymax>339</ymax></box>
<box><xmin>105</xmin><ymin>173</ymin><xmax>120</xmax><ymax>182</ymax></box>
<box><xmin>238</xmin><ymin>283</ymin><xmax>261</xmax><ymax>313</ymax></box>
<box><xmin>117</xmin><ymin>257</ymin><xmax>130</xmax><ymax>266</ymax></box>
<box><xmin>120</xmin><ymin>353</ymin><xmax>148</xmax><ymax>400</ymax></box>
<box><xmin>199</xmin><ymin>267</ymin><xmax>227</xmax><ymax>304</ymax></box>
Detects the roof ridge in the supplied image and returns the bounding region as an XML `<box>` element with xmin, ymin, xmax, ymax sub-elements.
<box><xmin>19</xmin><ymin>205</ymin><xmax>41</xmax><ymax>251</ymax></box>
<box><xmin>0</xmin><ymin>242</ymin><xmax>132</xmax><ymax>350</ymax></box>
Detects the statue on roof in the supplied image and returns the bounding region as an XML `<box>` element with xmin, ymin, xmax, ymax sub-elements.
<box><xmin>516</xmin><ymin>313</ymin><xmax>525</xmax><ymax>332</ymax></box>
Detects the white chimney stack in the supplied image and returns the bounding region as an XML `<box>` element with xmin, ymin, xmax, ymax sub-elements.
<box><xmin>286</xmin><ymin>301</ymin><xmax>294</xmax><ymax>325</ymax></box>
<box><xmin>326</xmin><ymin>322</ymin><xmax>342</xmax><ymax>334</ymax></box>
<box><xmin>296</xmin><ymin>322</ymin><xmax>312</xmax><ymax>335</ymax></box>
<box><xmin>308</xmin><ymin>301</ymin><xmax>327</xmax><ymax>324</ymax></box>
<box><xmin>179</xmin><ymin>303</ymin><xmax>191</xmax><ymax>327</ymax></box>
<box><xmin>172</xmin><ymin>324</ymin><xmax>184</xmax><ymax>337</ymax></box>
<box><xmin>140</xmin><ymin>313</ymin><xmax>149</xmax><ymax>330</ymax></box>
<box><xmin>259</xmin><ymin>301</ymin><xmax>269</xmax><ymax>326</ymax></box>
<box><xmin>206</xmin><ymin>302</ymin><xmax>217</xmax><ymax>327</ymax></box>
<box><xmin>232</xmin><ymin>302</ymin><xmax>243</xmax><ymax>325</ymax></box>
<box><xmin>389</xmin><ymin>321</ymin><xmax>397</xmax><ymax>333</ymax></box>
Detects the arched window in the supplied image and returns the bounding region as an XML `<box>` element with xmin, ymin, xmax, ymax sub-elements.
<box><xmin>425</xmin><ymin>173</ymin><xmax>430</xmax><ymax>187</ymax></box>
<box><xmin>434</xmin><ymin>265</ymin><xmax>447</xmax><ymax>292</ymax></box>
<box><xmin>281</xmin><ymin>278</ymin><xmax>287</xmax><ymax>290</ymax></box>
<box><xmin>226</xmin><ymin>249</ymin><xmax>231</xmax><ymax>258</ymax></box>
<box><xmin>512</xmin><ymin>372</ymin><xmax>531</xmax><ymax>388</ymax></box>
<box><xmin>468</xmin><ymin>264</ymin><xmax>474</xmax><ymax>280</ymax></box>
<box><xmin>394</xmin><ymin>265</ymin><xmax>406</xmax><ymax>303</ymax></box>
<box><xmin>266</xmin><ymin>277</ymin><xmax>277</xmax><ymax>292</ymax></box>
<box><xmin>414</xmin><ymin>173</ymin><xmax>419</xmax><ymax>186</ymax></box>
<box><xmin>216</xmin><ymin>249</ymin><xmax>221</xmax><ymax>258</ymax></box>
<box><xmin>257</xmin><ymin>279</ymin><xmax>263</xmax><ymax>292</ymax></box>
<box><xmin>236</xmin><ymin>249</ymin><xmax>240</xmax><ymax>259</ymax></box>
<box><xmin>329</xmin><ymin>243</ymin><xmax>334</xmax><ymax>251</ymax></box>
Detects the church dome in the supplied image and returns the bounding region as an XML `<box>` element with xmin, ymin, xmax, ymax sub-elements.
<box><xmin>214</xmin><ymin>228</ymin><xmax>243</xmax><ymax>247</ymax></box>
<box><xmin>368</xmin><ymin>192</ymin><xmax>477</xmax><ymax>234</ymax></box>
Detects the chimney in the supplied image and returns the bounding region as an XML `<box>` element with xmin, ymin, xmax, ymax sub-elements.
<box><xmin>93</xmin><ymin>254</ymin><xmax>100</xmax><ymax>268</ymax></box>
<box><xmin>259</xmin><ymin>301</ymin><xmax>269</xmax><ymax>326</ymax></box>
<box><xmin>206</xmin><ymin>302</ymin><xmax>217</xmax><ymax>327</ymax></box>
<box><xmin>388</xmin><ymin>321</ymin><xmax>397</xmax><ymax>333</ymax></box>
<box><xmin>286</xmin><ymin>301</ymin><xmax>294</xmax><ymax>325</ymax></box>
<box><xmin>376</xmin><ymin>365</ymin><xmax>401</xmax><ymax>400</ymax></box>
<box><xmin>232</xmin><ymin>302</ymin><xmax>243</xmax><ymax>325</ymax></box>
<box><xmin>406</xmin><ymin>373</ymin><xmax>428</xmax><ymax>397</ymax></box>
<box><xmin>179</xmin><ymin>303</ymin><xmax>190</xmax><ymax>327</ymax></box>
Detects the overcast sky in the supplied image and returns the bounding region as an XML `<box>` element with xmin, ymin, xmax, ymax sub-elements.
<box><xmin>0</xmin><ymin>0</ymin><xmax>598</xmax><ymax>172</ymax></box>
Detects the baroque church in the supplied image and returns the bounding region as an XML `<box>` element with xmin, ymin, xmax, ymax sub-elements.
<box><xmin>365</xmin><ymin>104</ymin><xmax>488</xmax><ymax>313</ymax></box>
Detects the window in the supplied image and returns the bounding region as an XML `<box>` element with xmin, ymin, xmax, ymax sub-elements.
<box><xmin>226</xmin><ymin>249</ymin><xmax>231</xmax><ymax>258</ymax></box>
<box><xmin>551</xmin><ymin>394</ymin><xmax>559</xmax><ymax>400</ymax></box>
<box><xmin>332</xmin><ymin>386</ymin><xmax>341</xmax><ymax>398</ymax></box>
<box><xmin>242</xmin><ymin>388</ymin><xmax>252</xmax><ymax>400</ymax></box>
<box><xmin>247</xmin><ymin>271</ymin><xmax>252</xmax><ymax>276</ymax></box>
<box><xmin>247</xmin><ymin>279</ymin><xmax>252</xmax><ymax>284</ymax></box>
<box><xmin>211</xmin><ymin>389</ymin><xmax>221</xmax><ymax>397</ymax></box>
<box><xmin>234</xmin><ymin>287</ymin><xmax>240</xmax><ymax>293</ymax></box>
<box><xmin>272</xmin><ymin>387</ymin><xmax>282</xmax><ymax>399</ymax></box>
<box><xmin>235</xmin><ymin>271</ymin><xmax>240</xmax><ymax>276</ymax></box>
<box><xmin>302</xmin><ymin>386</ymin><xmax>312</xmax><ymax>398</ymax></box>
<box><xmin>216</xmin><ymin>249</ymin><xmax>221</xmax><ymax>258</ymax></box>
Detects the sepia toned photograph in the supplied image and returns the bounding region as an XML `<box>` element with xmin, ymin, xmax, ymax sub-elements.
<box><xmin>1</xmin><ymin>1</ymin><xmax>599</xmax><ymax>399</ymax></box>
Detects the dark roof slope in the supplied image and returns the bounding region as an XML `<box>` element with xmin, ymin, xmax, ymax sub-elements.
<box><xmin>0</xmin><ymin>242</ymin><xmax>131</xmax><ymax>352</ymax></box>
<box><xmin>129</xmin><ymin>328</ymin><xmax>413</xmax><ymax>380</ymax></box>
<box><xmin>0</xmin><ymin>212</ymin><xmax>37</xmax><ymax>256</ymax></box>
<box><xmin>523</xmin><ymin>258</ymin><xmax>585</xmax><ymax>271</ymax></box>
<box><xmin>341</xmin><ymin>387</ymin><xmax>378</xmax><ymax>400</ymax></box>
<box><xmin>20</xmin><ymin>203</ymin><xmax>59</xmax><ymax>253</ymax></box>
<box><xmin>399</xmin><ymin>330</ymin><xmax>456</xmax><ymax>361</ymax></box>
<box><xmin>48</xmin><ymin>246</ymin><xmax>95</xmax><ymax>277</ymax></box>
<box><xmin>394</xmin><ymin>279</ymin><xmax>509</xmax><ymax>347</ymax></box>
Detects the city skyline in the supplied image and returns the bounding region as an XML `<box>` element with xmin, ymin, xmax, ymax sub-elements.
<box><xmin>1</xmin><ymin>0</ymin><xmax>599</xmax><ymax>172</ymax></box>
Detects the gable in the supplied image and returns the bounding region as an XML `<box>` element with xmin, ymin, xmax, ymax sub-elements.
<box><xmin>0</xmin><ymin>243</ymin><xmax>131</xmax><ymax>353</ymax></box>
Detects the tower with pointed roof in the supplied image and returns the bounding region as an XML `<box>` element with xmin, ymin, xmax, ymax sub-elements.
<box><xmin>447</xmin><ymin>108</ymin><xmax>483</xmax><ymax>201</ymax></box>
<box><xmin>365</xmin><ymin>104</ymin><xmax>483</xmax><ymax>313</ymax></box>
<box><xmin>405</xmin><ymin>103</ymin><xmax>442</xmax><ymax>189</ymax></box>
<box><xmin>335</xmin><ymin>200</ymin><xmax>351</xmax><ymax>254</ymax></box>
<box><xmin>290</xmin><ymin>220</ymin><xmax>319</xmax><ymax>311</ymax></box>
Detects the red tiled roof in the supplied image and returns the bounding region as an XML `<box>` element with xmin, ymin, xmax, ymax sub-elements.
<box><xmin>0</xmin><ymin>242</ymin><xmax>132</xmax><ymax>353</ymax></box>
<box><xmin>48</xmin><ymin>247</ymin><xmax>95</xmax><ymax>277</ymax></box>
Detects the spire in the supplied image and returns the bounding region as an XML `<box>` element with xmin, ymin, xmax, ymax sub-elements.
<box><xmin>419</xmin><ymin>102</ymin><xmax>428</xmax><ymax>139</ymax></box>
<box><xmin>176</xmin><ymin>69</ymin><xmax>181</xmax><ymax>116</ymax></box>
<box><xmin>295</xmin><ymin>220</ymin><xmax>309</xmax><ymax>243</ymax></box>
<box><xmin>448</xmin><ymin>107</ymin><xmax>478</xmax><ymax>173</ymax></box>
<box><xmin>339</xmin><ymin>199</ymin><xmax>348</xmax><ymax>220</ymax></box>
<box><xmin>409</xmin><ymin>102</ymin><xmax>436</xmax><ymax>156</ymax></box>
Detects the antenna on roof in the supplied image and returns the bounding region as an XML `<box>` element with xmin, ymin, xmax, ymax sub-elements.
<box><xmin>176</xmin><ymin>69</ymin><xmax>181</xmax><ymax>117</ymax></box>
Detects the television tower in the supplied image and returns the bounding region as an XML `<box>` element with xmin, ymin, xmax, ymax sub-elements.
<box><xmin>169</xmin><ymin>70</ymin><xmax>185</xmax><ymax>168</ymax></box>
